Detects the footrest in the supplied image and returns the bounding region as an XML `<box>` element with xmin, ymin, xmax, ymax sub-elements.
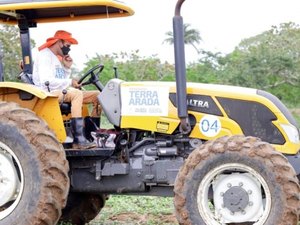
<box><xmin>65</xmin><ymin>148</ymin><xmax>114</xmax><ymax>157</ymax></box>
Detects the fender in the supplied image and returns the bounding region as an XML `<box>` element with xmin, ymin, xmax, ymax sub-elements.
<box><xmin>0</xmin><ymin>82</ymin><xmax>66</xmax><ymax>142</ymax></box>
<box><xmin>0</xmin><ymin>81</ymin><xmax>51</xmax><ymax>99</ymax></box>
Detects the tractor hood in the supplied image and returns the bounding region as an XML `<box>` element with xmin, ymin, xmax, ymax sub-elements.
<box><xmin>100</xmin><ymin>79</ymin><xmax>298</xmax><ymax>131</ymax></box>
<box><xmin>0</xmin><ymin>0</ymin><xmax>134</xmax><ymax>25</ymax></box>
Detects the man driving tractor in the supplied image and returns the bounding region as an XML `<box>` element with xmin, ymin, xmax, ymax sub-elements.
<box><xmin>32</xmin><ymin>30</ymin><xmax>100</xmax><ymax>149</ymax></box>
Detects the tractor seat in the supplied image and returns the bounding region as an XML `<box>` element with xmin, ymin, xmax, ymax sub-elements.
<box><xmin>18</xmin><ymin>72</ymin><xmax>34</xmax><ymax>84</ymax></box>
<box><xmin>17</xmin><ymin>73</ymin><xmax>72</xmax><ymax>115</ymax></box>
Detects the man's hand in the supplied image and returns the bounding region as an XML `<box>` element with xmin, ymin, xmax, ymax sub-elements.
<box><xmin>71</xmin><ymin>78</ymin><xmax>81</xmax><ymax>89</ymax></box>
<box><xmin>62</xmin><ymin>55</ymin><xmax>73</xmax><ymax>69</ymax></box>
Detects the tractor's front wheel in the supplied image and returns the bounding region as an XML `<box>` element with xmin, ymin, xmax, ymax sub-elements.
<box><xmin>0</xmin><ymin>102</ymin><xmax>69</xmax><ymax>225</ymax></box>
<box><xmin>174</xmin><ymin>135</ymin><xmax>300</xmax><ymax>225</ymax></box>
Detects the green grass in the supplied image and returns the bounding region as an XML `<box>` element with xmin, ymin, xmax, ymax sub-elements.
<box><xmin>59</xmin><ymin>195</ymin><xmax>177</xmax><ymax>225</ymax></box>
<box><xmin>96</xmin><ymin>195</ymin><xmax>176</xmax><ymax>225</ymax></box>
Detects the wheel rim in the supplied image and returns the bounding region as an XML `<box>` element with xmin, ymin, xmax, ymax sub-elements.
<box><xmin>0</xmin><ymin>141</ymin><xmax>24</xmax><ymax>220</ymax></box>
<box><xmin>197</xmin><ymin>163</ymin><xmax>271</xmax><ymax>225</ymax></box>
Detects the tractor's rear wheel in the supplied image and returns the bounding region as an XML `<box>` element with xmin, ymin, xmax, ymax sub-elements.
<box><xmin>174</xmin><ymin>135</ymin><xmax>300</xmax><ymax>225</ymax></box>
<box><xmin>0</xmin><ymin>101</ymin><xmax>69</xmax><ymax>225</ymax></box>
<box><xmin>59</xmin><ymin>192</ymin><xmax>106</xmax><ymax>225</ymax></box>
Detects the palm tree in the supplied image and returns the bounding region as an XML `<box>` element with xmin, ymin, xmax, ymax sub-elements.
<box><xmin>163</xmin><ymin>23</ymin><xmax>202</xmax><ymax>54</ymax></box>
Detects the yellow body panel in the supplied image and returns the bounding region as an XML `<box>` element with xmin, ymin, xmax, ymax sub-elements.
<box><xmin>0</xmin><ymin>82</ymin><xmax>66</xmax><ymax>142</ymax></box>
<box><xmin>119</xmin><ymin>81</ymin><xmax>300</xmax><ymax>155</ymax></box>
<box><xmin>34</xmin><ymin>97</ymin><xmax>67</xmax><ymax>142</ymax></box>
<box><xmin>0</xmin><ymin>82</ymin><xmax>49</xmax><ymax>99</ymax></box>
<box><xmin>121</xmin><ymin>82</ymin><xmax>178</xmax><ymax>134</ymax></box>
<box><xmin>121</xmin><ymin>98</ymin><xmax>180</xmax><ymax>134</ymax></box>
<box><xmin>122</xmin><ymin>116</ymin><xmax>180</xmax><ymax>134</ymax></box>
<box><xmin>189</xmin><ymin>114</ymin><xmax>243</xmax><ymax>139</ymax></box>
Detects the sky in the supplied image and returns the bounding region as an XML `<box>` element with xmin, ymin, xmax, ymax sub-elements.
<box><xmin>29</xmin><ymin>0</ymin><xmax>300</xmax><ymax>70</ymax></box>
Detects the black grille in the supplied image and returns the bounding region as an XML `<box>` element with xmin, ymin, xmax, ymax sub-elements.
<box><xmin>217</xmin><ymin>97</ymin><xmax>285</xmax><ymax>144</ymax></box>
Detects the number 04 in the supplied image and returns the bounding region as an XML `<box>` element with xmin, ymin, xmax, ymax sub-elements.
<box><xmin>201</xmin><ymin>119</ymin><xmax>219</xmax><ymax>132</ymax></box>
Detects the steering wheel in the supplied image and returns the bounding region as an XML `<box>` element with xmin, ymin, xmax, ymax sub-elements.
<box><xmin>78</xmin><ymin>64</ymin><xmax>104</xmax><ymax>91</ymax></box>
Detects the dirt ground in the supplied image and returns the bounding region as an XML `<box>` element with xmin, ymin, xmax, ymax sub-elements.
<box><xmin>103</xmin><ymin>212</ymin><xmax>177</xmax><ymax>224</ymax></box>
<box><xmin>91</xmin><ymin>211</ymin><xmax>178</xmax><ymax>225</ymax></box>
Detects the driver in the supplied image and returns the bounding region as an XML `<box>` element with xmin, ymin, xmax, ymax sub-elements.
<box><xmin>32</xmin><ymin>30</ymin><xmax>100</xmax><ymax>149</ymax></box>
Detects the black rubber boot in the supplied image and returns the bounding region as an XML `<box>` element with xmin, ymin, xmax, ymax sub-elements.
<box><xmin>84</xmin><ymin>117</ymin><xmax>101</xmax><ymax>142</ymax></box>
<box><xmin>91</xmin><ymin>117</ymin><xmax>100</xmax><ymax>128</ymax></box>
<box><xmin>71</xmin><ymin>118</ymin><xmax>96</xmax><ymax>149</ymax></box>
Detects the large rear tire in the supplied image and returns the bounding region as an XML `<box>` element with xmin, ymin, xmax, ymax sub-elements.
<box><xmin>59</xmin><ymin>192</ymin><xmax>106</xmax><ymax>225</ymax></box>
<box><xmin>0</xmin><ymin>102</ymin><xmax>69</xmax><ymax>225</ymax></box>
<box><xmin>174</xmin><ymin>135</ymin><xmax>300</xmax><ymax>225</ymax></box>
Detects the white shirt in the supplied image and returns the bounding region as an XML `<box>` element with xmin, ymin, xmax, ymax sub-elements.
<box><xmin>32</xmin><ymin>48</ymin><xmax>72</xmax><ymax>91</ymax></box>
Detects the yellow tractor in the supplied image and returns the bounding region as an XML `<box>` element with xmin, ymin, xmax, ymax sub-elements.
<box><xmin>0</xmin><ymin>0</ymin><xmax>299</xmax><ymax>224</ymax></box>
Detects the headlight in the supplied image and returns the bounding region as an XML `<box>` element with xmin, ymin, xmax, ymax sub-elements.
<box><xmin>280</xmin><ymin>124</ymin><xmax>300</xmax><ymax>144</ymax></box>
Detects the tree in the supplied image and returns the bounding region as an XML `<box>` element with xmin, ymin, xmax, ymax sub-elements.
<box><xmin>81</xmin><ymin>50</ymin><xmax>175</xmax><ymax>90</ymax></box>
<box><xmin>220</xmin><ymin>22</ymin><xmax>300</xmax><ymax>105</ymax></box>
<box><xmin>163</xmin><ymin>23</ymin><xmax>202</xmax><ymax>54</ymax></box>
<box><xmin>0</xmin><ymin>25</ymin><xmax>23</xmax><ymax>81</ymax></box>
<box><xmin>0</xmin><ymin>25</ymin><xmax>36</xmax><ymax>81</ymax></box>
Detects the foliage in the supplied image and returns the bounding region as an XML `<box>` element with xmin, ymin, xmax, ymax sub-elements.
<box><xmin>220</xmin><ymin>22</ymin><xmax>300</xmax><ymax>105</ymax></box>
<box><xmin>2</xmin><ymin>20</ymin><xmax>300</xmax><ymax>107</ymax></box>
<box><xmin>80</xmin><ymin>49</ymin><xmax>227</xmax><ymax>93</ymax></box>
<box><xmin>0</xmin><ymin>25</ymin><xmax>35</xmax><ymax>81</ymax></box>
<box><xmin>187</xmin><ymin>51</ymin><xmax>223</xmax><ymax>84</ymax></box>
<box><xmin>80</xmin><ymin>50</ymin><xmax>175</xmax><ymax>90</ymax></box>
<box><xmin>0</xmin><ymin>25</ymin><xmax>22</xmax><ymax>81</ymax></box>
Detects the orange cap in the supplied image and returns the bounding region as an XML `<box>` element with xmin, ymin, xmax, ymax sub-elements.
<box><xmin>38</xmin><ymin>30</ymin><xmax>78</xmax><ymax>51</ymax></box>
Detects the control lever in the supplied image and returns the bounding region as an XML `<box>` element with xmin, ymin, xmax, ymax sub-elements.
<box><xmin>61</xmin><ymin>89</ymin><xmax>67</xmax><ymax>105</ymax></box>
<box><xmin>113</xmin><ymin>66</ymin><xmax>118</xmax><ymax>78</ymax></box>
<box><xmin>44</xmin><ymin>81</ymin><xmax>50</xmax><ymax>92</ymax></box>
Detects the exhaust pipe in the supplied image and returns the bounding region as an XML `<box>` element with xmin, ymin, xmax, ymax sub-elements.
<box><xmin>173</xmin><ymin>0</ymin><xmax>190</xmax><ymax>134</ymax></box>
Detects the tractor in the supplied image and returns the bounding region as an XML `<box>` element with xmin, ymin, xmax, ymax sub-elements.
<box><xmin>0</xmin><ymin>0</ymin><xmax>299</xmax><ymax>224</ymax></box>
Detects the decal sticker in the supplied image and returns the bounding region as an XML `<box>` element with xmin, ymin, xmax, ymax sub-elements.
<box><xmin>121</xmin><ymin>86</ymin><xmax>169</xmax><ymax>116</ymax></box>
<box><xmin>187</xmin><ymin>98</ymin><xmax>209</xmax><ymax>108</ymax></box>
<box><xmin>169</xmin><ymin>93</ymin><xmax>223</xmax><ymax>116</ymax></box>
<box><xmin>156</xmin><ymin>121</ymin><xmax>169</xmax><ymax>132</ymax></box>
<box><xmin>199</xmin><ymin>115</ymin><xmax>221</xmax><ymax>137</ymax></box>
